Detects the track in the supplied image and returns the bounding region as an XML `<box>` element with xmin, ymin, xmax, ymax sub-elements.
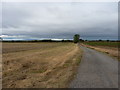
<box><xmin>70</xmin><ymin>46</ymin><xmax>118</xmax><ymax>88</ymax></box>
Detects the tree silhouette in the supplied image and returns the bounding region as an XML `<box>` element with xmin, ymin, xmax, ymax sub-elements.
<box><xmin>73</xmin><ymin>34</ymin><xmax>80</xmax><ymax>43</ymax></box>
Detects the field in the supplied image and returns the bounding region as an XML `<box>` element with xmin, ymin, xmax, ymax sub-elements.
<box><xmin>0</xmin><ymin>42</ymin><xmax>1</xmax><ymax>89</ymax></box>
<box><xmin>82</xmin><ymin>41</ymin><xmax>119</xmax><ymax>60</ymax></box>
<box><xmin>2</xmin><ymin>42</ymin><xmax>82</xmax><ymax>88</ymax></box>
<box><xmin>83</xmin><ymin>41</ymin><xmax>119</xmax><ymax>47</ymax></box>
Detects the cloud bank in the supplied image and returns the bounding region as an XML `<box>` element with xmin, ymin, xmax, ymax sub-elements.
<box><xmin>2</xmin><ymin>2</ymin><xmax>118</xmax><ymax>40</ymax></box>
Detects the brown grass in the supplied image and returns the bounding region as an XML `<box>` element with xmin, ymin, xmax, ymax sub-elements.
<box><xmin>2</xmin><ymin>42</ymin><xmax>82</xmax><ymax>88</ymax></box>
<box><xmin>82</xmin><ymin>44</ymin><xmax>118</xmax><ymax>60</ymax></box>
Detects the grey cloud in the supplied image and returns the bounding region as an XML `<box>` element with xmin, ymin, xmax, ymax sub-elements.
<box><xmin>2</xmin><ymin>2</ymin><xmax>118</xmax><ymax>40</ymax></box>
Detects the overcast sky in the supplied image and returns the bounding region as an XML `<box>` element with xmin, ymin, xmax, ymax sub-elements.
<box><xmin>1</xmin><ymin>2</ymin><xmax>118</xmax><ymax>40</ymax></box>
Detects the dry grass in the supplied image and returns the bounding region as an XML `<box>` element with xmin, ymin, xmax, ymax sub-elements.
<box><xmin>0</xmin><ymin>42</ymin><xmax>2</xmax><ymax>89</ymax></box>
<box><xmin>2</xmin><ymin>42</ymin><xmax>82</xmax><ymax>88</ymax></box>
<box><xmin>82</xmin><ymin>44</ymin><xmax>118</xmax><ymax>60</ymax></box>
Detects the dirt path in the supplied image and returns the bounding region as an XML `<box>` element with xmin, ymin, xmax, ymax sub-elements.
<box><xmin>69</xmin><ymin>46</ymin><xmax>118</xmax><ymax>88</ymax></box>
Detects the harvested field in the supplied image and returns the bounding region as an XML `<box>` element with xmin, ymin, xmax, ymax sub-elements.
<box><xmin>83</xmin><ymin>41</ymin><xmax>119</xmax><ymax>47</ymax></box>
<box><xmin>82</xmin><ymin>42</ymin><xmax>119</xmax><ymax>60</ymax></box>
<box><xmin>2</xmin><ymin>42</ymin><xmax>82</xmax><ymax>88</ymax></box>
<box><xmin>0</xmin><ymin>42</ymin><xmax>1</xmax><ymax>89</ymax></box>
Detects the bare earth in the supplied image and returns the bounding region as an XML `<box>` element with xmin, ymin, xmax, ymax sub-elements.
<box><xmin>70</xmin><ymin>46</ymin><xmax>118</xmax><ymax>88</ymax></box>
<box><xmin>2</xmin><ymin>42</ymin><xmax>82</xmax><ymax>88</ymax></box>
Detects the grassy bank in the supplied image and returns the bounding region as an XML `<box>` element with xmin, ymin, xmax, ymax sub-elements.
<box><xmin>82</xmin><ymin>41</ymin><xmax>119</xmax><ymax>60</ymax></box>
<box><xmin>3</xmin><ymin>42</ymin><xmax>82</xmax><ymax>88</ymax></box>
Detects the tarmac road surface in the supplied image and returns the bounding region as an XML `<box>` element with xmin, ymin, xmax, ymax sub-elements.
<box><xmin>69</xmin><ymin>46</ymin><xmax>118</xmax><ymax>88</ymax></box>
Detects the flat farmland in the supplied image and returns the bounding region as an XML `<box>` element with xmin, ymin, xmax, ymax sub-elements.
<box><xmin>83</xmin><ymin>41</ymin><xmax>119</xmax><ymax>47</ymax></box>
<box><xmin>2</xmin><ymin>42</ymin><xmax>82</xmax><ymax>88</ymax></box>
<box><xmin>82</xmin><ymin>41</ymin><xmax>119</xmax><ymax>60</ymax></box>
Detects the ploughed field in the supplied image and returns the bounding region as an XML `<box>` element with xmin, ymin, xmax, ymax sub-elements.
<box><xmin>2</xmin><ymin>42</ymin><xmax>82</xmax><ymax>88</ymax></box>
<box><xmin>82</xmin><ymin>41</ymin><xmax>119</xmax><ymax>60</ymax></box>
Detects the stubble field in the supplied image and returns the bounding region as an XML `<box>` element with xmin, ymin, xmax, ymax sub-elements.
<box><xmin>82</xmin><ymin>41</ymin><xmax>119</xmax><ymax>60</ymax></box>
<box><xmin>2</xmin><ymin>42</ymin><xmax>82</xmax><ymax>88</ymax></box>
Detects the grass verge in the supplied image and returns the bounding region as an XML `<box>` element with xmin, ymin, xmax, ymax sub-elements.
<box><xmin>82</xmin><ymin>43</ymin><xmax>119</xmax><ymax>61</ymax></box>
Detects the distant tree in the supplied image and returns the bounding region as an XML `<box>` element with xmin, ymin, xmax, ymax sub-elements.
<box><xmin>62</xmin><ymin>39</ymin><xmax>65</xmax><ymax>42</ymax></box>
<box><xmin>73</xmin><ymin>34</ymin><xmax>80</xmax><ymax>43</ymax></box>
<box><xmin>79</xmin><ymin>39</ymin><xmax>84</xmax><ymax>42</ymax></box>
<box><xmin>99</xmin><ymin>39</ymin><xmax>102</xmax><ymax>41</ymax></box>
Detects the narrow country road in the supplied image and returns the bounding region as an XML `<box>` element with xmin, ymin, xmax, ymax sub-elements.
<box><xmin>70</xmin><ymin>46</ymin><xmax>118</xmax><ymax>88</ymax></box>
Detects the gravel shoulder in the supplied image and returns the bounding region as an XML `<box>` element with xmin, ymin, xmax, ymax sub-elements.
<box><xmin>69</xmin><ymin>46</ymin><xmax>118</xmax><ymax>88</ymax></box>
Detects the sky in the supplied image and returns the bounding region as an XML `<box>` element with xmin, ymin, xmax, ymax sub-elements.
<box><xmin>1</xmin><ymin>2</ymin><xmax>118</xmax><ymax>40</ymax></box>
